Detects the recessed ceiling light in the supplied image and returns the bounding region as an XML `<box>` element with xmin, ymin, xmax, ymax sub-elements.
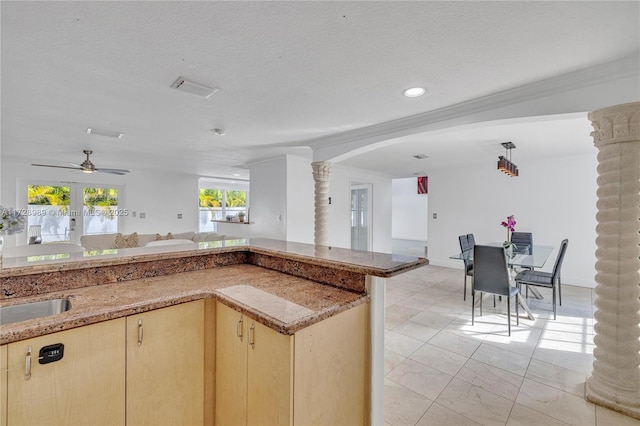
<box><xmin>86</xmin><ymin>128</ymin><xmax>124</xmax><ymax>138</ymax></box>
<box><xmin>211</xmin><ymin>128</ymin><xmax>226</xmax><ymax>136</ymax></box>
<box><xmin>403</xmin><ymin>87</ymin><xmax>426</xmax><ymax>98</ymax></box>
<box><xmin>171</xmin><ymin>76</ymin><xmax>219</xmax><ymax>98</ymax></box>
<box><xmin>413</xmin><ymin>154</ymin><xmax>429</xmax><ymax>159</ymax></box>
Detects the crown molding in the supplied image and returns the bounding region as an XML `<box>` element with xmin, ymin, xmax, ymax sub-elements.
<box><xmin>307</xmin><ymin>54</ymin><xmax>639</xmax><ymax>158</ymax></box>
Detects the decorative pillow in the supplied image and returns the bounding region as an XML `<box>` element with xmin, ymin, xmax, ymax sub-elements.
<box><xmin>113</xmin><ymin>232</ymin><xmax>139</xmax><ymax>249</ymax></box>
<box><xmin>155</xmin><ymin>232</ymin><xmax>174</xmax><ymax>241</ymax></box>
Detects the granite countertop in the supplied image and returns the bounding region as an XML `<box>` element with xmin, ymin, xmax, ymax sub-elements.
<box><xmin>0</xmin><ymin>238</ymin><xmax>426</xmax><ymax>278</ymax></box>
<box><xmin>0</xmin><ymin>264</ymin><xmax>368</xmax><ymax>345</ymax></box>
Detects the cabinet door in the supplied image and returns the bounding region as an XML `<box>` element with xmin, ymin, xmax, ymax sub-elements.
<box><xmin>246</xmin><ymin>319</ymin><xmax>293</xmax><ymax>426</ymax></box>
<box><xmin>6</xmin><ymin>318</ymin><xmax>126</xmax><ymax>426</ymax></box>
<box><xmin>215</xmin><ymin>302</ymin><xmax>248</xmax><ymax>426</ymax></box>
<box><xmin>293</xmin><ymin>303</ymin><xmax>369</xmax><ymax>425</ymax></box>
<box><xmin>127</xmin><ymin>301</ymin><xmax>204</xmax><ymax>426</ymax></box>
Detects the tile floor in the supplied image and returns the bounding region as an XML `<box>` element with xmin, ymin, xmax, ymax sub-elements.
<box><xmin>383</xmin><ymin>264</ymin><xmax>640</xmax><ymax>426</ymax></box>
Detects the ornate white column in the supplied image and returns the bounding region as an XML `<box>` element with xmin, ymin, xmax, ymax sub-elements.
<box><xmin>586</xmin><ymin>102</ymin><xmax>640</xmax><ymax>419</ymax></box>
<box><xmin>311</xmin><ymin>161</ymin><xmax>331</xmax><ymax>246</ymax></box>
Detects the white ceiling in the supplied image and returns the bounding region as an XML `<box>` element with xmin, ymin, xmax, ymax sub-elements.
<box><xmin>1</xmin><ymin>1</ymin><xmax>639</xmax><ymax>180</ymax></box>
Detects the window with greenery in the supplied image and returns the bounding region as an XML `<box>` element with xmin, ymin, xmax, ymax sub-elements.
<box><xmin>27</xmin><ymin>184</ymin><xmax>121</xmax><ymax>243</ymax></box>
<box><xmin>199</xmin><ymin>188</ymin><xmax>248</xmax><ymax>232</ymax></box>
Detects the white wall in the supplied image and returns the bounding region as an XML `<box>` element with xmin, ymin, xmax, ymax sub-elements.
<box><xmin>427</xmin><ymin>152</ymin><xmax>598</xmax><ymax>287</ymax></box>
<box><xmin>1</xmin><ymin>155</ymin><xmax>199</xmax><ymax>246</ymax></box>
<box><xmin>245</xmin><ymin>157</ymin><xmax>288</xmax><ymax>240</ymax></box>
<box><xmin>392</xmin><ymin>178</ymin><xmax>428</xmax><ymax>241</ymax></box>
<box><xmin>285</xmin><ymin>156</ymin><xmax>315</xmax><ymax>244</ymax></box>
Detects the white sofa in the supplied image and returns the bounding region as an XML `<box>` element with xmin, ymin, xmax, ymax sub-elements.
<box><xmin>80</xmin><ymin>231</ymin><xmax>234</xmax><ymax>251</ymax></box>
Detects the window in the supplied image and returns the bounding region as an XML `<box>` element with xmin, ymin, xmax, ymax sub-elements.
<box><xmin>21</xmin><ymin>181</ymin><xmax>123</xmax><ymax>244</ymax></box>
<box><xmin>198</xmin><ymin>182</ymin><xmax>249</xmax><ymax>232</ymax></box>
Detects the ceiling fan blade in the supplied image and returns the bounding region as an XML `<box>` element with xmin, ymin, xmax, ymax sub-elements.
<box><xmin>95</xmin><ymin>168</ymin><xmax>130</xmax><ymax>175</ymax></box>
<box><xmin>32</xmin><ymin>164</ymin><xmax>83</xmax><ymax>171</ymax></box>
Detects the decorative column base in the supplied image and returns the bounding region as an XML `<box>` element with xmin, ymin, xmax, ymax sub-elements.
<box><xmin>585</xmin><ymin>102</ymin><xmax>640</xmax><ymax>420</ymax></box>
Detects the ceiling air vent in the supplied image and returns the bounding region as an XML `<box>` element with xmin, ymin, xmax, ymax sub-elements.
<box><xmin>170</xmin><ymin>76</ymin><xmax>219</xmax><ymax>98</ymax></box>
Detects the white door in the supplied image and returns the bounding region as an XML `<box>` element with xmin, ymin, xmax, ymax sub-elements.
<box><xmin>351</xmin><ymin>184</ymin><xmax>372</xmax><ymax>251</ymax></box>
<box><xmin>18</xmin><ymin>180</ymin><xmax>124</xmax><ymax>245</ymax></box>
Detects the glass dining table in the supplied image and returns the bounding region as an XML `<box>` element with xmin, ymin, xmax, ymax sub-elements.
<box><xmin>450</xmin><ymin>243</ymin><xmax>555</xmax><ymax>320</ymax></box>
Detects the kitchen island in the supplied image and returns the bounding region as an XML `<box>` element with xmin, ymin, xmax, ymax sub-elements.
<box><xmin>0</xmin><ymin>238</ymin><xmax>426</xmax><ymax>425</ymax></box>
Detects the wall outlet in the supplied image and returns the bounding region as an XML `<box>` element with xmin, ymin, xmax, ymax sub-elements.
<box><xmin>177</xmin><ymin>213</ymin><xmax>182</xmax><ymax>219</ymax></box>
<box><xmin>433</xmin><ymin>213</ymin><xmax>437</xmax><ymax>219</ymax></box>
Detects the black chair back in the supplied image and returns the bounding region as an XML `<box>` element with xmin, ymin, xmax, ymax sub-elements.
<box><xmin>466</xmin><ymin>233</ymin><xmax>476</xmax><ymax>247</ymax></box>
<box><xmin>458</xmin><ymin>235</ymin><xmax>473</xmax><ymax>271</ymax></box>
<box><xmin>473</xmin><ymin>245</ymin><xmax>511</xmax><ymax>297</ymax></box>
<box><xmin>551</xmin><ymin>239</ymin><xmax>569</xmax><ymax>282</ymax></box>
<box><xmin>511</xmin><ymin>232</ymin><xmax>533</xmax><ymax>254</ymax></box>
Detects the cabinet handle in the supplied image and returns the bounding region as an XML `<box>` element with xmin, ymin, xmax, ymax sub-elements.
<box><xmin>237</xmin><ymin>316</ymin><xmax>244</xmax><ymax>341</ymax></box>
<box><xmin>137</xmin><ymin>319</ymin><xmax>144</xmax><ymax>346</ymax></box>
<box><xmin>25</xmin><ymin>345</ymin><xmax>32</xmax><ymax>380</ymax></box>
<box><xmin>249</xmin><ymin>323</ymin><xmax>255</xmax><ymax>349</ymax></box>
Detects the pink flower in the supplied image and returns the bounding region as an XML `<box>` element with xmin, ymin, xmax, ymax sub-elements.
<box><xmin>501</xmin><ymin>215</ymin><xmax>516</xmax><ymax>232</ymax></box>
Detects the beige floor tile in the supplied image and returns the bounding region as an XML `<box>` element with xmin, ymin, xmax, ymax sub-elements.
<box><xmin>428</xmin><ymin>330</ymin><xmax>481</xmax><ymax>358</ymax></box>
<box><xmin>381</xmin><ymin>266</ymin><xmax>620</xmax><ymax>426</ymax></box>
<box><xmin>506</xmin><ymin>403</ymin><xmax>570</xmax><ymax>426</ymax></box>
<box><xmin>415</xmin><ymin>403</ymin><xmax>481</xmax><ymax>426</ymax></box>
<box><xmin>595</xmin><ymin>405</ymin><xmax>640</xmax><ymax>426</ymax></box>
<box><xmin>525</xmin><ymin>358</ymin><xmax>587</xmax><ymax>397</ymax></box>
<box><xmin>384</xmin><ymin>379</ymin><xmax>433</xmax><ymax>426</ymax></box>
<box><xmin>384</xmin><ymin>348</ymin><xmax>407</xmax><ymax>375</ymax></box>
<box><xmin>471</xmin><ymin>343</ymin><xmax>531</xmax><ymax>376</ymax></box>
<box><xmin>409</xmin><ymin>343</ymin><xmax>469</xmax><ymax>376</ymax></box>
<box><xmin>455</xmin><ymin>358</ymin><xmax>524</xmax><ymax>400</ymax></box>
<box><xmin>386</xmin><ymin>304</ymin><xmax>422</xmax><ymax>329</ymax></box>
<box><xmin>436</xmin><ymin>378</ymin><xmax>515</xmax><ymax>425</ymax></box>
<box><xmin>387</xmin><ymin>358</ymin><xmax>454</xmax><ymax>401</ymax></box>
<box><xmin>393</xmin><ymin>320</ymin><xmax>440</xmax><ymax>342</ymax></box>
<box><xmin>411</xmin><ymin>310</ymin><xmax>455</xmax><ymax>329</ymax></box>
<box><xmin>385</xmin><ymin>330</ymin><xmax>425</xmax><ymax>357</ymax></box>
<box><xmin>531</xmin><ymin>346</ymin><xmax>593</xmax><ymax>376</ymax></box>
<box><xmin>516</xmin><ymin>378</ymin><xmax>596</xmax><ymax>426</ymax></box>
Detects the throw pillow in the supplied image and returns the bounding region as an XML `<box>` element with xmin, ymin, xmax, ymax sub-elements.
<box><xmin>155</xmin><ymin>232</ymin><xmax>174</xmax><ymax>241</ymax></box>
<box><xmin>114</xmin><ymin>232</ymin><xmax>139</xmax><ymax>249</ymax></box>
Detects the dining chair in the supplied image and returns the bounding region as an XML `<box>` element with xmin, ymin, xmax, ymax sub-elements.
<box><xmin>458</xmin><ymin>235</ymin><xmax>474</xmax><ymax>300</ymax></box>
<box><xmin>472</xmin><ymin>245</ymin><xmax>519</xmax><ymax>336</ymax></box>
<box><xmin>466</xmin><ymin>233</ymin><xmax>476</xmax><ymax>247</ymax></box>
<box><xmin>514</xmin><ymin>239</ymin><xmax>568</xmax><ymax>320</ymax></box>
<box><xmin>510</xmin><ymin>231</ymin><xmax>533</xmax><ymax>255</ymax></box>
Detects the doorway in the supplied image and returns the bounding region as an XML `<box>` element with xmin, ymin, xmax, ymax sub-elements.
<box><xmin>351</xmin><ymin>184</ymin><xmax>372</xmax><ymax>251</ymax></box>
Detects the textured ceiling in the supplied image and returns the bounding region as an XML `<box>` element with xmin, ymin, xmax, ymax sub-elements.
<box><xmin>1</xmin><ymin>1</ymin><xmax>638</xmax><ymax>179</ymax></box>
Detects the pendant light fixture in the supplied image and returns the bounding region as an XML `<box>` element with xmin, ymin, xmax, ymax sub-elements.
<box><xmin>497</xmin><ymin>142</ymin><xmax>519</xmax><ymax>177</ymax></box>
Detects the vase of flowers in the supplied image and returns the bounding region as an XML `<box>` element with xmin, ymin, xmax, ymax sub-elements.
<box><xmin>500</xmin><ymin>215</ymin><xmax>516</xmax><ymax>256</ymax></box>
<box><xmin>0</xmin><ymin>206</ymin><xmax>27</xmax><ymax>269</ymax></box>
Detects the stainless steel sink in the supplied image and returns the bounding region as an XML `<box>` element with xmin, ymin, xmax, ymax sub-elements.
<box><xmin>0</xmin><ymin>298</ymin><xmax>71</xmax><ymax>325</ymax></box>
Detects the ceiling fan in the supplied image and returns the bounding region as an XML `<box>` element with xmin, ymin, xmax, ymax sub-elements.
<box><xmin>32</xmin><ymin>150</ymin><xmax>130</xmax><ymax>175</ymax></box>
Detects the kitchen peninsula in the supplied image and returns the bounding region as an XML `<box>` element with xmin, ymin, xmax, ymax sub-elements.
<box><xmin>0</xmin><ymin>238</ymin><xmax>426</xmax><ymax>425</ymax></box>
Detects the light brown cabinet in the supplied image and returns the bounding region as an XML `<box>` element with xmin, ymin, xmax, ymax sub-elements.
<box><xmin>215</xmin><ymin>301</ymin><xmax>293</xmax><ymax>425</ymax></box>
<box><xmin>215</xmin><ymin>301</ymin><xmax>369</xmax><ymax>425</ymax></box>
<box><xmin>126</xmin><ymin>300</ymin><xmax>206</xmax><ymax>426</ymax></box>
<box><xmin>1</xmin><ymin>300</ymin><xmax>211</xmax><ymax>426</ymax></box>
<box><xmin>5</xmin><ymin>318</ymin><xmax>126</xmax><ymax>426</ymax></box>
